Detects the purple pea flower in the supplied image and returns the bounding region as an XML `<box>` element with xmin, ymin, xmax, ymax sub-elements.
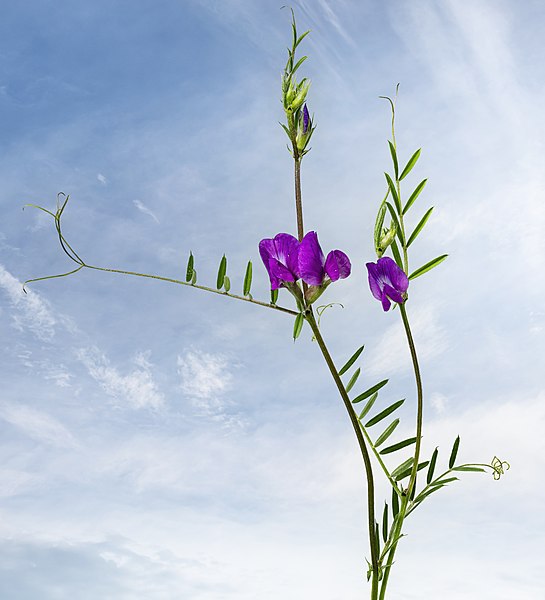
<box><xmin>298</xmin><ymin>232</ymin><xmax>351</xmax><ymax>301</ymax></box>
<box><xmin>366</xmin><ymin>256</ymin><xmax>409</xmax><ymax>311</ymax></box>
<box><xmin>302</xmin><ymin>103</ymin><xmax>310</xmax><ymax>134</ymax></box>
<box><xmin>259</xmin><ymin>233</ymin><xmax>300</xmax><ymax>290</ymax></box>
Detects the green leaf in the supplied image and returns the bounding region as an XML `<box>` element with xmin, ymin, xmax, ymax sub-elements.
<box><xmin>385</xmin><ymin>202</ymin><xmax>404</xmax><ymax>246</ymax></box>
<box><xmin>449</xmin><ymin>435</ymin><xmax>460</xmax><ymax>469</ymax></box>
<box><xmin>243</xmin><ymin>261</ymin><xmax>253</xmax><ymax>296</ymax></box>
<box><xmin>413</xmin><ymin>484</ymin><xmax>446</xmax><ymax>506</ymax></box>
<box><xmin>191</xmin><ymin>269</ymin><xmax>197</xmax><ymax>285</ymax></box>
<box><xmin>407</xmin><ymin>207</ymin><xmax>434</xmax><ymax>248</ymax></box>
<box><xmin>452</xmin><ymin>466</ymin><xmax>485</xmax><ymax>473</ymax></box>
<box><xmin>431</xmin><ymin>476</ymin><xmax>459</xmax><ymax>486</ymax></box>
<box><xmin>382</xmin><ymin>503</ymin><xmax>389</xmax><ymax>543</ymax></box>
<box><xmin>291</xmin><ymin>55</ymin><xmax>307</xmax><ymax>75</ymax></box>
<box><xmin>427</xmin><ymin>447</ymin><xmax>438</xmax><ymax>484</ymax></box>
<box><xmin>395</xmin><ymin>460</ymin><xmax>429</xmax><ymax>481</ymax></box>
<box><xmin>390</xmin><ymin>239</ymin><xmax>404</xmax><ymax>269</ymax></box>
<box><xmin>391</xmin><ymin>486</ymin><xmax>399</xmax><ymax>518</ymax></box>
<box><xmin>402</xmin><ymin>179</ymin><xmax>427</xmax><ymax>215</ymax></box>
<box><xmin>384</xmin><ymin>173</ymin><xmax>401</xmax><ymax>214</ymax></box>
<box><xmin>408</xmin><ymin>254</ymin><xmax>448</xmax><ymax>280</ymax></box>
<box><xmin>380</xmin><ymin>436</ymin><xmax>417</xmax><ymax>455</ymax></box>
<box><xmin>353</xmin><ymin>380</ymin><xmax>388</xmax><ymax>405</ymax></box>
<box><xmin>358</xmin><ymin>392</ymin><xmax>378</xmax><ymax>420</ymax></box>
<box><xmin>339</xmin><ymin>345</ymin><xmax>364</xmax><ymax>376</ymax></box>
<box><xmin>388</xmin><ymin>141</ymin><xmax>399</xmax><ymax>180</ymax></box>
<box><xmin>399</xmin><ymin>148</ymin><xmax>421</xmax><ymax>181</ymax></box>
<box><xmin>374</xmin><ymin>419</ymin><xmax>400</xmax><ymax>448</ymax></box>
<box><xmin>270</xmin><ymin>288</ymin><xmax>278</xmax><ymax>305</ymax></box>
<box><xmin>345</xmin><ymin>368</ymin><xmax>361</xmax><ymax>394</ymax></box>
<box><xmin>293</xmin><ymin>313</ymin><xmax>304</xmax><ymax>341</ymax></box>
<box><xmin>223</xmin><ymin>276</ymin><xmax>231</xmax><ymax>293</ymax></box>
<box><xmin>185</xmin><ymin>252</ymin><xmax>194</xmax><ymax>283</ymax></box>
<box><xmin>365</xmin><ymin>398</ymin><xmax>404</xmax><ymax>427</ymax></box>
<box><xmin>392</xmin><ymin>458</ymin><xmax>414</xmax><ymax>481</ymax></box>
<box><xmin>216</xmin><ymin>255</ymin><xmax>227</xmax><ymax>289</ymax></box>
<box><xmin>374</xmin><ymin>202</ymin><xmax>387</xmax><ymax>253</ymax></box>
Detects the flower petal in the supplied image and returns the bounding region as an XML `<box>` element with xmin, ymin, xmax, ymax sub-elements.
<box><xmin>381</xmin><ymin>293</ymin><xmax>392</xmax><ymax>311</ymax></box>
<box><xmin>383</xmin><ymin>283</ymin><xmax>405</xmax><ymax>305</ymax></box>
<box><xmin>298</xmin><ymin>231</ymin><xmax>325</xmax><ymax>286</ymax></box>
<box><xmin>366</xmin><ymin>262</ymin><xmax>383</xmax><ymax>301</ymax></box>
<box><xmin>379</xmin><ymin>256</ymin><xmax>409</xmax><ymax>294</ymax></box>
<box><xmin>273</xmin><ymin>233</ymin><xmax>300</xmax><ymax>278</ymax></box>
<box><xmin>325</xmin><ymin>250</ymin><xmax>351</xmax><ymax>282</ymax></box>
<box><xmin>268</xmin><ymin>258</ymin><xmax>295</xmax><ymax>289</ymax></box>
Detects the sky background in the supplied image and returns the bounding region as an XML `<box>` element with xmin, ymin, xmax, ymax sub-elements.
<box><xmin>1</xmin><ymin>1</ymin><xmax>544</xmax><ymax>598</ymax></box>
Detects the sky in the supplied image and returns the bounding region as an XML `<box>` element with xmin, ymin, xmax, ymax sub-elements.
<box><xmin>1</xmin><ymin>1</ymin><xmax>544</xmax><ymax>598</ymax></box>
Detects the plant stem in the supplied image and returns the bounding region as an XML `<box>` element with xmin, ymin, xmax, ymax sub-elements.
<box><xmin>378</xmin><ymin>302</ymin><xmax>423</xmax><ymax>600</ymax></box>
<box><xmin>294</xmin><ymin>157</ymin><xmax>304</xmax><ymax>242</ymax></box>
<box><xmin>306</xmin><ymin>312</ymin><xmax>380</xmax><ymax>599</ymax></box>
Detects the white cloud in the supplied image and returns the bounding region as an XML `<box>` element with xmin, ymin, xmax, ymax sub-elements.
<box><xmin>177</xmin><ymin>350</ymin><xmax>234</xmax><ymax>416</ymax></box>
<box><xmin>0</xmin><ymin>402</ymin><xmax>78</xmax><ymax>448</ymax></box>
<box><xmin>97</xmin><ymin>173</ymin><xmax>107</xmax><ymax>184</ymax></box>
<box><xmin>78</xmin><ymin>347</ymin><xmax>164</xmax><ymax>410</ymax></box>
<box><xmin>133</xmin><ymin>199</ymin><xmax>160</xmax><ymax>223</ymax></box>
<box><xmin>0</xmin><ymin>264</ymin><xmax>56</xmax><ymax>340</ymax></box>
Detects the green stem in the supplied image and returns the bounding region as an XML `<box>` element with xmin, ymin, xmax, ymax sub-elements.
<box><xmin>379</xmin><ymin>303</ymin><xmax>423</xmax><ymax>600</ymax></box>
<box><xmin>294</xmin><ymin>157</ymin><xmax>304</xmax><ymax>242</ymax></box>
<box><xmin>306</xmin><ymin>312</ymin><xmax>380</xmax><ymax>599</ymax></box>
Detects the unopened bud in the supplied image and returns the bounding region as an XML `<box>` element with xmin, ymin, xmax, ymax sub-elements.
<box><xmin>376</xmin><ymin>225</ymin><xmax>396</xmax><ymax>258</ymax></box>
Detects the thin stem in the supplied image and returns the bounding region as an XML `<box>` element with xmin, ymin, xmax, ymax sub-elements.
<box><xmin>379</xmin><ymin>302</ymin><xmax>423</xmax><ymax>600</ymax></box>
<box><xmin>359</xmin><ymin>423</ymin><xmax>401</xmax><ymax>495</ymax></box>
<box><xmin>294</xmin><ymin>158</ymin><xmax>304</xmax><ymax>242</ymax></box>
<box><xmin>306</xmin><ymin>312</ymin><xmax>380</xmax><ymax>598</ymax></box>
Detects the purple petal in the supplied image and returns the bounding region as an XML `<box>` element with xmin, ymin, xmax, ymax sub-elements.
<box><xmin>325</xmin><ymin>250</ymin><xmax>351</xmax><ymax>282</ymax></box>
<box><xmin>379</xmin><ymin>257</ymin><xmax>409</xmax><ymax>294</ymax></box>
<box><xmin>381</xmin><ymin>293</ymin><xmax>392</xmax><ymax>311</ymax></box>
<box><xmin>366</xmin><ymin>262</ymin><xmax>383</xmax><ymax>302</ymax></box>
<box><xmin>268</xmin><ymin>258</ymin><xmax>295</xmax><ymax>290</ymax></box>
<box><xmin>272</xmin><ymin>233</ymin><xmax>300</xmax><ymax>277</ymax></box>
<box><xmin>302</xmin><ymin>104</ymin><xmax>310</xmax><ymax>134</ymax></box>
<box><xmin>298</xmin><ymin>231</ymin><xmax>325</xmax><ymax>286</ymax></box>
<box><xmin>259</xmin><ymin>238</ymin><xmax>276</xmax><ymax>267</ymax></box>
<box><xmin>383</xmin><ymin>283</ymin><xmax>405</xmax><ymax>305</ymax></box>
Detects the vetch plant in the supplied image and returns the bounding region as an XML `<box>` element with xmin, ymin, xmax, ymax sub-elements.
<box><xmin>24</xmin><ymin>12</ymin><xmax>508</xmax><ymax>600</ymax></box>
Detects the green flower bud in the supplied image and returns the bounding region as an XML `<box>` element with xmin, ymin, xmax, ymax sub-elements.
<box><xmin>376</xmin><ymin>224</ymin><xmax>396</xmax><ymax>258</ymax></box>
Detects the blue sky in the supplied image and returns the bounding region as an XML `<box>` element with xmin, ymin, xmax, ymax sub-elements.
<box><xmin>1</xmin><ymin>1</ymin><xmax>544</xmax><ymax>598</ymax></box>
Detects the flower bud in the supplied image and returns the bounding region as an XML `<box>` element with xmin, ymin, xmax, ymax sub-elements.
<box><xmin>376</xmin><ymin>224</ymin><xmax>396</xmax><ymax>258</ymax></box>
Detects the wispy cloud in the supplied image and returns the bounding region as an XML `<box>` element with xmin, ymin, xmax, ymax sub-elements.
<box><xmin>133</xmin><ymin>199</ymin><xmax>159</xmax><ymax>224</ymax></box>
<box><xmin>97</xmin><ymin>173</ymin><xmax>107</xmax><ymax>185</ymax></box>
<box><xmin>0</xmin><ymin>402</ymin><xmax>78</xmax><ymax>448</ymax></box>
<box><xmin>0</xmin><ymin>264</ymin><xmax>56</xmax><ymax>340</ymax></box>
<box><xmin>78</xmin><ymin>347</ymin><xmax>164</xmax><ymax>410</ymax></box>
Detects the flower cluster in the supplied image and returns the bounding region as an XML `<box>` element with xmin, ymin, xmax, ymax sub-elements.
<box><xmin>366</xmin><ymin>256</ymin><xmax>409</xmax><ymax>311</ymax></box>
<box><xmin>259</xmin><ymin>231</ymin><xmax>351</xmax><ymax>303</ymax></box>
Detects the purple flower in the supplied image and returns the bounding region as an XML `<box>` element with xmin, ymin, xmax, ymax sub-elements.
<box><xmin>366</xmin><ymin>257</ymin><xmax>409</xmax><ymax>311</ymax></box>
<box><xmin>298</xmin><ymin>231</ymin><xmax>351</xmax><ymax>286</ymax></box>
<box><xmin>302</xmin><ymin>104</ymin><xmax>310</xmax><ymax>134</ymax></box>
<box><xmin>259</xmin><ymin>233</ymin><xmax>300</xmax><ymax>290</ymax></box>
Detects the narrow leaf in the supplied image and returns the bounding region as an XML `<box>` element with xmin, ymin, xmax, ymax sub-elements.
<box><xmin>293</xmin><ymin>313</ymin><xmax>304</xmax><ymax>341</ymax></box>
<box><xmin>339</xmin><ymin>345</ymin><xmax>364</xmax><ymax>376</ymax></box>
<box><xmin>449</xmin><ymin>435</ymin><xmax>460</xmax><ymax>469</ymax></box>
<box><xmin>191</xmin><ymin>269</ymin><xmax>197</xmax><ymax>285</ymax></box>
<box><xmin>408</xmin><ymin>254</ymin><xmax>448</xmax><ymax>280</ymax></box>
<box><xmin>385</xmin><ymin>202</ymin><xmax>404</xmax><ymax>246</ymax></box>
<box><xmin>384</xmin><ymin>173</ymin><xmax>401</xmax><ymax>214</ymax></box>
<box><xmin>392</xmin><ymin>458</ymin><xmax>414</xmax><ymax>481</ymax></box>
<box><xmin>395</xmin><ymin>460</ymin><xmax>429</xmax><ymax>482</ymax></box>
<box><xmin>271</xmin><ymin>288</ymin><xmax>278</xmax><ymax>304</ymax></box>
<box><xmin>391</xmin><ymin>486</ymin><xmax>399</xmax><ymax>518</ymax></box>
<box><xmin>399</xmin><ymin>148</ymin><xmax>421</xmax><ymax>181</ymax></box>
<box><xmin>223</xmin><ymin>276</ymin><xmax>231</xmax><ymax>293</ymax></box>
<box><xmin>390</xmin><ymin>239</ymin><xmax>404</xmax><ymax>269</ymax></box>
<box><xmin>380</xmin><ymin>436</ymin><xmax>417</xmax><ymax>455</ymax></box>
<box><xmin>374</xmin><ymin>419</ymin><xmax>400</xmax><ymax>448</ymax></box>
<box><xmin>365</xmin><ymin>398</ymin><xmax>404</xmax><ymax>427</ymax></box>
<box><xmin>345</xmin><ymin>368</ymin><xmax>361</xmax><ymax>394</ymax></box>
<box><xmin>388</xmin><ymin>141</ymin><xmax>399</xmax><ymax>180</ymax></box>
<box><xmin>185</xmin><ymin>252</ymin><xmax>194</xmax><ymax>283</ymax></box>
<box><xmin>216</xmin><ymin>255</ymin><xmax>227</xmax><ymax>289</ymax></box>
<box><xmin>382</xmin><ymin>503</ymin><xmax>389</xmax><ymax>543</ymax></box>
<box><xmin>431</xmin><ymin>476</ymin><xmax>459</xmax><ymax>486</ymax></box>
<box><xmin>243</xmin><ymin>261</ymin><xmax>253</xmax><ymax>296</ymax></box>
<box><xmin>427</xmin><ymin>447</ymin><xmax>438</xmax><ymax>484</ymax></box>
<box><xmin>413</xmin><ymin>484</ymin><xmax>446</xmax><ymax>506</ymax></box>
<box><xmin>402</xmin><ymin>179</ymin><xmax>427</xmax><ymax>215</ymax></box>
<box><xmin>353</xmin><ymin>379</ymin><xmax>389</xmax><ymax>405</ymax></box>
<box><xmin>291</xmin><ymin>55</ymin><xmax>307</xmax><ymax>75</ymax></box>
<box><xmin>452</xmin><ymin>466</ymin><xmax>485</xmax><ymax>473</ymax></box>
<box><xmin>407</xmin><ymin>207</ymin><xmax>434</xmax><ymax>248</ymax></box>
<box><xmin>358</xmin><ymin>392</ymin><xmax>378</xmax><ymax>420</ymax></box>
